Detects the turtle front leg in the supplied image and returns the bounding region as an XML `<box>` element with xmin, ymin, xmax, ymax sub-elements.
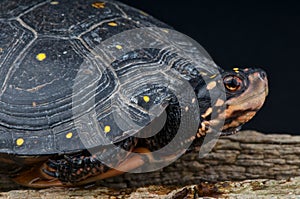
<box><xmin>42</xmin><ymin>154</ymin><xmax>110</xmax><ymax>184</ymax></box>
<box><xmin>12</xmin><ymin>148</ymin><xmax>151</xmax><ymax>188</ymax></box>
<box><xmin>41</xmin><ymin>148</ymin><xmax>152</xmax><ymax>187</ymax></box>
<box><xmin>11</xmin><ymin>153</ymin><xmax>111</xmax><ymax>188</ymax></box>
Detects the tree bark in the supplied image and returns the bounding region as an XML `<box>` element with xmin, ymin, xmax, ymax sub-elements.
<box><xmin>0</xmin><ymin>130</ymin><xmax>300</xmax><ymax>198</ymax></box>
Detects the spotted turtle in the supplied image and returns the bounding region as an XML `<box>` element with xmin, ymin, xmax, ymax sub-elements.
<box><xmin>0</xmin><ymin>0</ymin><xmax>268</xmax><ymax>188</ymax></box>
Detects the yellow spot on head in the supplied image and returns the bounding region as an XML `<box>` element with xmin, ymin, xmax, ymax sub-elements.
<box><xmin>201</xmin><ymin>107</ymin><xmax>213</xmax><ymax>118</ymax></box>
<box><xmin>92</xmin><ymin>2</ymin><xmax>105</xmax><ymax>9</ymax></box>
<box><xmin>207</xmin><ymin>81</ymin><xmax>217</xmax><ymax>90</ymax></box>
<box><xmin>115</xmin><ymin>45</ymin><xmax>123</xmax><ymax>50</ymax></box>
<box><xmin>143</xmin><ymin>96</ymin><xmax>150</xmax><ymax>103</ymax></box>
<box><xmin>215</xmin><ymin>98</ymin><xmax>225</xmax><ymax>107</ymax></box>
<box><xmin>50</xmin><ymin>1</ymin><xmax>59</xmax><ymax>5</ymax></box>
<box><xmin>66</xmin><ymin>132</ymin><xmax>73</xmax><ymax>139</ymax></box>
<box><xmin>36</xmin><ymin>53</ymin><xmax>46</xmax><ymax>61</ymax></box>
<box><xmin>108</xmin><ymin>22</ymin><xmax>118</xmax><ymax>27</ymax></box>
<box><xmin>16</xmin><ymin>138</ymin><xmax>24</xmax><ymax>146</ymax></box>
<box><xmin>104</xmin><ymin>125</ymin><xmax>111</xmax><ymax>133</ymax></box>
<box><xmin>0</xmin><ymin>48</ymin><xmax>3</xmax><ymax>53</ymax></box>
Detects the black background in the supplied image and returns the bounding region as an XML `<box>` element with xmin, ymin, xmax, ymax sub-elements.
<box><xmin>119</xmin><ymin>0</ymin><xmax>300</xmax><ymax>135</ymax></box>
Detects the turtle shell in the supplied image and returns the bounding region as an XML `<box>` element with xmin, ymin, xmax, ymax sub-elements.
<box><xmin>0</xmin><ymin>0</ymin><xmax>220</xmax><ymax>157</ymax></box>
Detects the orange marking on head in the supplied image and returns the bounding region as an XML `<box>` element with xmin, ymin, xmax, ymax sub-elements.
<box><xmin>201</xmin><ymin>107</ymin><xmax>212</xmax><ymax>119</ymax></box>
<box><xmin>215</xmin><ymin>99</ymin><xmax>224</xmax><ymax>107</ymax></box>
<box><xmin>206</xmin><ymin>81</ymin><xmax>216</xmax><ymax>90</ymax></box>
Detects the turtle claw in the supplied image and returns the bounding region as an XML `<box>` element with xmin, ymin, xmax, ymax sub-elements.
<box><xmin>64</xmin><ymin>155</ymin><xmax>74</xmax><ymax>162</ymax></box>
<box><xmin>42</xmin><ymin>168</ymin><xmax>59</xmax><ymax>178</ymax></box>
<box><xmin>41</xmin><ymin>153</ymin><xmax>109</xmax><ymax>184</ymax></box>
<box><xmin>46</xmin><ymin>159</ymin><xmax>59</xmax><ymax>169</ymax></box>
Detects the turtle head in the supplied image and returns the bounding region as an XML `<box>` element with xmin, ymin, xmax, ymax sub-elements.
<box><xmin>220</xmin><ymin>68</ymin><xmax>268</xmax><ymax>135</ymax></box>
<box><xmin>193</xmin><ymin>67</ymin><xmax>268</xmax><ymax>137</ymax></box>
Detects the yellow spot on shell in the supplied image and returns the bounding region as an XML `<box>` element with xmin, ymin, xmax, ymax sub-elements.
<box><xmin>200</xmin><ymin>72</ymin><xmax>208</xmax><ymax>76</ymax></box>
<box><xmin>192</xmin><ymin>98</ymin><xmax>196</xmax><ymax>104</ymax></box>
<box><xmin>32</xmin><ymin>102</ymin><xmax>37</xmax><ymax>107</ymax></box>
<box><xmin>50</xmin><ymin>1</ymin><xmax>59</xmax><ymax>5</ymax></box>
<box><xmin>116</xmin><ymin>45</ymin><xmax>123</xmax><ymax>50</ymax></box>
<box><xmin>104</xmin><ymin>125</ymin><xmax>111</xmax><ymax>133</ymax></box>
<box><xmin>143</xmin><ymin>96</ymin><xmax>150</xmax><ymax>103</ymax></box>
<box><xmin>233</xmin><ymin>68</ymin><xmax>240</xmax><ymax>73</ymax></box>
<box><xmin>92</xmin><ymin>2</ymin><xmax>105</xmax><ymax>9</ymax></box>
<box><xmin>185</xmin><ymin>106</ymin><xmax>189</xmax><ymax>112</ymax></box>
<box><xmin>66</xmin><ymin>132</ymin><xmax>73</xmax><ymax>139</ymax></box>
<box><xmin>36</xmin><ymin>53</ymin><xmax>46</xmax><ymax>61</ymax></box>
<box><xmin>210</xmin><ymin>74</ymin><xmax>217</xmax><ymax>79</ymax></box>
<box><xmin>16</xmin><ymin>138</ymin><xmax>24</xmax><ymax>146</ymax></box>
<box><xmin>108</xmin><ymin>22</ymin><xmax>118</xmax><ymax>27</ymax></box>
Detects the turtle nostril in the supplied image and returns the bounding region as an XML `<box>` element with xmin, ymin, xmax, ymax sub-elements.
<box><xmin>259</xmin><ymin>71</ymin><xmax>267</xmax><ymax>80</ymax></box>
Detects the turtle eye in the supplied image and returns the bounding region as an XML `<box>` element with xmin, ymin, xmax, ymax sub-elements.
<box><xmin>223</xmin><ymin>75</ymin><xmax>243</xmax><ymax>92</ymax></box>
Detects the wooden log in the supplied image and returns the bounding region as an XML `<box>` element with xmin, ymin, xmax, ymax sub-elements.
<box><xmin>0</xmin><ymin>177</ymin><xmax>299</xmax><ymax>198</ymax></box>
<box><xmin>99</xmin><ymin>130</ymin><xmax>300</xmax><ymax>188</ymax></box>
<box><xmin>0</xmin><ymin>131</ymin><xmax>299</xmax><ymax>198</ymax></box>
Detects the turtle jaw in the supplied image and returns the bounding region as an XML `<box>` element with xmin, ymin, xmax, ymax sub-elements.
<box><xmin>220</xmin><ymin>68</ymin><xmax>268</xmax><ymax>134</ymax></box>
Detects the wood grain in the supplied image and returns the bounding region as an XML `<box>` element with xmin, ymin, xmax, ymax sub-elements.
<box><xmin>0</xmin><ymin>131</ymin><xmax>299</xmax><ymax>198</ymax></box>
